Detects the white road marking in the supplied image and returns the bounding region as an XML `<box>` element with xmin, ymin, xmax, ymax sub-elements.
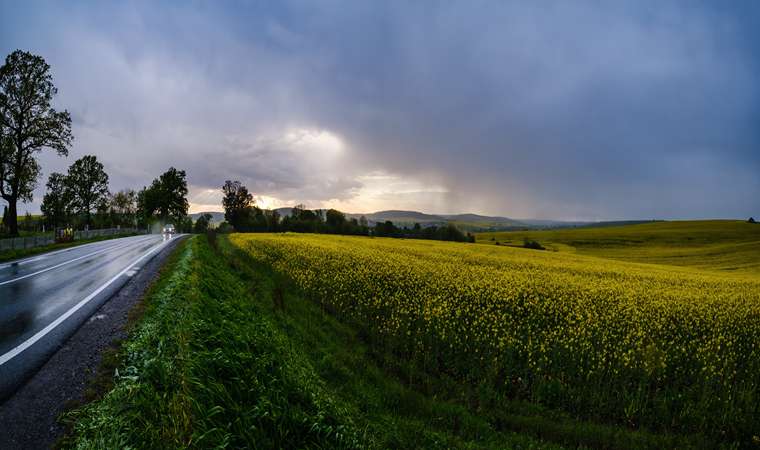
<box><xmin>0</xmin><ymin>236</ymin><xmax>155</xmax><ymax>286</ymax></box>
<box><xmin>13</xmin><ymin>255</ymin><xmax>49</xmax><ymax>266</ymax></box>
<box><xmin>0</xmin><ymin>238</ymin><xmax>170</xmax><ymax>366</ymax></box>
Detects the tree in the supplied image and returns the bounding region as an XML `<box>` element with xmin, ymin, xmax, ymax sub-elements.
<box><xmin>222</xmin><ymin>180</ymin><xmax>254</xmax><ymax>231</ymax></box>
<box><xmin>139</xmin><ymin>168</ymin><xmax>189</xmax><ymax>226</ymax></box>
<box><xmin>268</xmin><ymin>209</ymin><xmax>280</xmax><ymax>232</ymax></box>
<box><xmin>66</xmin><ymin>155</ymin><xmax>110</xmax><ymax>228</ymax></box>
<box><xmin>374</xmin><ymin>220</ymin><xmax>398</xmax><ymax>237</ymax></box>
<box><xmin>41</xmin><ymin>172</ymin><xmax>70</xmax><ymax>229</ymax></box>
<box><xmin>193</xmin><ymin>213</ymin><xmax>213</xmax><ymax>233</ymax></box>
<box><xmin>136</xmin><ymin>187</ymin><xmax>153</xmax><ymax>228</ymax></box>
<box><xmin>176</xmin><ymin>215</ymin><xmax>193</xmax><ymax>233</ymax></box>
<box><xmin>325</xmin><ymin>209</ymin><xmax>346</xmax><ymax>233</ymax></box>
<box><xmin>0</xmin><ymin>50</ymin><xmax>72</xmax><ymax>236</ymax></box>
<box><xmin>156</xmin><ymin>168</ymin><xmax>188</xmax><ymax>222</ymax></box>
<box><xmin>153</xmin><ymin>168</ymin><xmax>188</xmax><ymax>222</ymax></box>
<box><xmin>110</xmin><ymin>189</ymin><xmax>137</xmax><ymax>227</ymax></box>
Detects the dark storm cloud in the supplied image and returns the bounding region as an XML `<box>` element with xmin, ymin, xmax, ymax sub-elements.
<box><xmin>1</xmin><ymin>0</ymin><xmax>758</xmax><ymax>219</ymax></box>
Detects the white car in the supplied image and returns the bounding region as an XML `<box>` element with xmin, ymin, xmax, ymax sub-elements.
<box><xmin>162</xmin><ymin>224</ymin><xmax>175</xmax><ymax>234</ymax></box>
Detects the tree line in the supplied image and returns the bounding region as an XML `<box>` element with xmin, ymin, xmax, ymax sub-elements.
<box><xmin>220</xmin><ymin>180</ymin><xmax>475</xmax><ymax>242</ymax></box>
<box><xmin>38</xmin><ymin>156</ymin><xmax>191</xmax><ymax>233</ymax></box>
<box><xmin>0</xmin><ymin>49</ymin><xmax>191</xmax><ymax>237</ymax></box>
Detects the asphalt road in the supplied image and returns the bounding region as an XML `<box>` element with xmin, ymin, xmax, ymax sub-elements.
<box><xmin>0</xmin><ymin>233</ymin><xmax>177</xmax><ymax>398</ymax></box>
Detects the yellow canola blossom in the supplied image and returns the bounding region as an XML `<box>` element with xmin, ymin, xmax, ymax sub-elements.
<box><xmin>229</xmin><ymin>233</ymin><xmax>760</xmax><ymax>440</ymax></box>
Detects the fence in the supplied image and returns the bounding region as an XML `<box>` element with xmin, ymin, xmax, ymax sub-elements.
<box><xmin>0</xmin><ymin>227</ymin><xmax>144</xmax><ymax>252</ymax></box>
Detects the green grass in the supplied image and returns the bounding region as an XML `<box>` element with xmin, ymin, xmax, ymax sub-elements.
<box><xmin>0</xmin><ymin>232</ymin><xmax>141</xmax><ymax>263</ymax></box>
<box><xmin>63</xmin><ymin>234</ymin><xmax>715</xmax><ymax>449</ymax></box>
<box><xmin>477</xmin><ymin>220</ymin><xmax>760</xmax><ymax>273</ymax></box>
<box><xmin>57</xmin><ymin>239</ymin><xmax>190</xmax><ymax>436</ymax></box>
<box><xmin>62</xmin><ymin>236</ymin><xmax>362</xmax><ymax>449</ymax></box>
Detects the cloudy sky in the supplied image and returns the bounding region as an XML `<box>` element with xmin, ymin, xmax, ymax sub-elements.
<box><xmin>1</xmin><ymin>1</ymin><xmax>758</xmax><ymax>220</ymax></box>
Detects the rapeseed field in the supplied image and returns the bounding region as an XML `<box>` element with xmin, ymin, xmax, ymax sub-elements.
<box><xmin>230</xmin><ymin>232</ymin><xmax>760</xmax><ymax>444</ymax></box>
<box><xmin>477</xmin><ymin>220</ymin><xmax>760</xmax><ymax>273</ymax></box>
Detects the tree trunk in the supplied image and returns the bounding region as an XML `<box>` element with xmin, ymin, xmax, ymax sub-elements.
<box><xmin>6</xmin><ymin>199</ymin><xmax>18</xmax><ymax>237</ymax></box>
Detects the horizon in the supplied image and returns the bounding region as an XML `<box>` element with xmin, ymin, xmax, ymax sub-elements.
<box><xmin>188</xmin><ymin>208</ymin><xmax>749</xmax><ymax>225</ymax></box>
<box><xmin>2</xmin><ymin>1</ymin><xmax>759</xmax><ymax>222</ymax></box>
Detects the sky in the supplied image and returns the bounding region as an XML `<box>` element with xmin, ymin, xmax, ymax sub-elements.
<box><xmin>1</xmin><ymin>1</ymin><xmax>759</xmax><ymax>221</ymax></box>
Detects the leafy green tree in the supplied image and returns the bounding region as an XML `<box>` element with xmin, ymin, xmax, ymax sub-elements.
<box><xmin>193</xmin><ymin>213</ymin><xmax>213</xmax><ymax>233</ymax></box>
<box><xmin>0</xmin><ymin>50</ymin><xmax>73</xmax><ymax>236</ymax></box>
<box><xmin>156</xmin><ymin>168</ymin><xmax>189</xmax><ymax>222</ymax></box>
<box><xmin>155</xmin><ymin>168</ymin><xmax>188</xmax><ymax>222</ymax></box>
<box><xmin>222</xmin><ymin>180</ymin><xmax>254</xmax><ymax>231</ymax></box>
<box><xmin>110</xmin><ymin>189</ymin><xmax>137</xmax><ymax>227</ymax></box>
<box><xmin>66</xmin><ymin>155</ymin><xmax>110</xmax><ymax>228</ymax></box>
<box><xmin>40</xmin><ymin>171</ymin><xmax>70</xmax><ymax>229</ymax></box>
<box><xmin>284</xmin><ymin>204</ymin><xmax>323</xmax><ymax>233</ymax></box>
<box><xmin>136</xmin><ymin>186</ymin><xmax>155</xmax><ymax>228</ymax></box>
<box><xmin>138</xmin><ymin>168</ymin><xmax>189</xmax><ymax>226</ymax></box>
<box><xmin>267</xmin><ymin>209</ymin><xmax>280</xmax><ymax>232</ymax></box>
<box><xmin>374</xmin><ymin>220</ymin><xmax>398</xmax><ymax>237</ymax></box>
<box><xmin>176</xmin><ymin>215</ymin><xmax>193</xmax><ymax>233</ymax></box>
<box><xmin>325</xmin><ymin>209</ymin><xmax>346</xmax><ymax>233</ymax></box>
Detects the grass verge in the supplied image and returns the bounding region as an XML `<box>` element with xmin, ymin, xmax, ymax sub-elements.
<box><xmin>57</xmin><ymin>236</ymin><xmax>190</xmax><ymax>424</ymax></box>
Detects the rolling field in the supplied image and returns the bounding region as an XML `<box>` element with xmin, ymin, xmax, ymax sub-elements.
<box><xmin>65</xmin><ymin>237</ymin><xmax>569</xmax><ymax>449</ymax></box>
<box><xmin>229</xmin><ymin>231</ymin><xmax>760</xmax><ymax>445</ymax></box>
<box><xmin>65</xmin><ymin>223</ymin><xmax>760</xmax><ymax>448</ymax></box>
<box><xmin>476</xmin><ymin>220</ymin><xmax>760</xmax><ymax>273</ymax></box>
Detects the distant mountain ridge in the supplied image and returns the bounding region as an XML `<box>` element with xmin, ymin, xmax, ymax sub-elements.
<box><xmin>191</xmin><ymin>208</ymin><xmax>649</xmax><ymax>232</ymax></box>
<box><xmin>189</xmin><ymin>211</ymin><xmax>225</xmax><ymax>224</ymax></box>
<box><xmin>348</xmin><ymin>210</ymin><xmax>525</xmax><ymax>231</ymax></box>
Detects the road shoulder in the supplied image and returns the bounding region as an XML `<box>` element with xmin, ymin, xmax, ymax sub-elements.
<box><xmin>0</xmin><ymin>235</ymin><xmax>188</xmax><ymax>450</ymax></box>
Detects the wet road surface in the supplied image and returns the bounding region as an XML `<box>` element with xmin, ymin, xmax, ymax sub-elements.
<box><xmin>0</xmin><ymin>233</ymin><xmax>176</xmax><ymax>397</ymax></box>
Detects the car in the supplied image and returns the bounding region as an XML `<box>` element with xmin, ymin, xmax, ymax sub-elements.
<box><xmin>162</xmin><ymin>224</ymin><xmax>175</xmax><ymax>234</ymax></box>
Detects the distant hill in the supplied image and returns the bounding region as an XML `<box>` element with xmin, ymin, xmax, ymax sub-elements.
<box><xmin>342</xmin><ymin>210</ymin><xmax>526</xmax><ymax>232</ymax></box>
<box><xmin>348</xmin><ymin>210</ymin><xmax>447</xmax><ymax>225</ymax></box>
<box><xmin>441</xmin><ymin>213</ymin><xmax>525</xmax><ymax>231</ymax></box>
<box><xmin>190</xmin><ymin>208</ymin><xmax>655</xmax><ymax>233</ymax></box>
<box><xmin>189</xmin><ymin>211</ymin><xmax>225</xmax><ymax>224</ymax></box>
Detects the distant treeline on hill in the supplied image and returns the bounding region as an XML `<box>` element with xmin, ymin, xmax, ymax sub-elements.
<box><xmin>219</xmin><ymin>180</ymin><xmax>475</xmax><ymax>243</ymax></box>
